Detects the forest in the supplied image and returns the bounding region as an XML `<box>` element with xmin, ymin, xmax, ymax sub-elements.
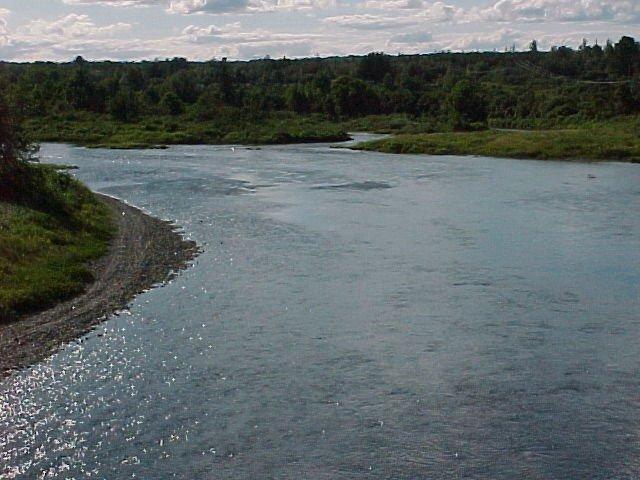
<box><xmin>1</xmin><ymin>35</ymin><xmax>639</xmax><ymax>151</ymax></box>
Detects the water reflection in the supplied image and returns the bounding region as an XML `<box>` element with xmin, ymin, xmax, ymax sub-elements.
<box><xmin>2</xmin><ymin>140</ymin><xmax>640</xmax><ymax>478</ymax></box>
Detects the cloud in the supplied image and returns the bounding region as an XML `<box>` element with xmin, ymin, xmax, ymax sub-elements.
<box><xmin>435</xmin><ymin>28</ymin><xmax>523</xmax><ymax>51</ymax></box>
<box><xmin>170</xmin><ymin>0</ymin><xmax>338</xmax><ymax>13</ymax></box>
<box><xmin>63</xmin><ymin>0</ymin><xmax>253</xmax><ymax>13</ymax></box>
<box><xmin>0</xmin><ymin>14</ymin><xmax>135</xmax><ymax>60</ymax></box>
<box><xmin>474</xmin><ymin>0</ymin><xmax>640</xmax><ymax>23</ymax></box>
<box><xmin>419</xmin><ymin>1</ymin><xmax>466</xmax><ymax>22</ymax></box>
<box><xmin>56</xmin><ymin>0</ymin><xmax>640</xmax><ymax>24</ymax></box>
<box><xmin>181</xmin><ymin>22</ymin><xmax>319</xmax><ymax>47</ymax></box>
<box><xmin>62</xmin><ymin>0</ymin><xmax>158</xmax><ymax>6</ymax></box>
<box><xmin>362</xmin><ymin>0</ymin><xmax>423</xmax><ymax>9</ymax></box>
<box><xmin>181</xmin><ymin>22</ymin><xmax>245</xmax><ymax>42</ymax></box>
<box><xmin>0</xmin><ymin>8</ymin><xmax>9</xmax><ymax>33</ymax></box>
<box><xmin>64</xmin><ymin>0</ymin><xmax>338</xmax><ymax>13</ymax></box>
<box><xmin>363</xmin><ymin>1</ymin><xmax>465</xmax><ymax>23</ymax></box>
<box><xmin>0</xmin><ymin>9</ymin><xmax>8</xmax><ymax>46</ymax></box>
<box><xmin>388</xmin><ymin>30</ymin><xmax>432</xmax><ymax>45</ymax></box>
<box><xmin>323</xmin><ymin>14</ymin><xmax>418</xmax><ymax>30</ymax></box>
<box><xmin>19</xmin><ymin>14</ymin><xmax>132</xmax><ymax>39</ymax></box>
<box><xmin>168</xmin><ymin>0</ymin><xmax>252</xmax><ymax>14</ymax></box>
<box><xmin>2</xmin><ymin>0</ymin><xmax>639</xmax><ymax>61</ymax></box>
<box><xmin>236</xmin><ymin>39</ymin><xmax>314</xmax><ymax>58</ymax></box>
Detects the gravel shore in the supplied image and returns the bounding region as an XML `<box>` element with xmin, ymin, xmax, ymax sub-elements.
<box><xmin>0</xmin><ymin>194</ymin><xmax>198</xmax><ymax>378</ymax></box>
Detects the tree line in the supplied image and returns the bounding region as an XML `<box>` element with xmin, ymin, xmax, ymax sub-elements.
<box><xmin>1</xmin><ymin>35</ymin><xmax>639</xmax><ymax>130</ymax></box>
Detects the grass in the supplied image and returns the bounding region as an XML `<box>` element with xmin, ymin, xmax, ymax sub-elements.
<box><xmin>0</xmin><ymin>163</ymin><xmax>114</xmax><ymax>322</ymax></box>
<box><xmin>25</xmin><ymin>111</ymin><xmax>351</xmax><ymax>149</ymax></box>
<box><xmin>351</xmin><ymin>117</ymin><xmax>640</xmax><ymax>162</ymax></box>
<box><xmin>24</xmin><ymin>109</ymin><xmax>640</xmax><ymax>161</ymax></box>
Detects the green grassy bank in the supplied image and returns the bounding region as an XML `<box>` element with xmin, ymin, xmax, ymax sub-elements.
<box><xmin>23</xmin><ymin>108</ymin><xmax>640</xmax><ymax>161</ymax></box>
<box><xmin>0</xmin><ymin>163</ymin><xmax>114</xmax><ymax>322</ymax></box>
<box><xmin>351</xmin><ymin>117</ymin><xmax>640</xmax><ymax>162</ymax></box>
<box><xmin>25</xmin><ymin>112</ymin><xmax>350</xmax><ymax>149</ymax></box>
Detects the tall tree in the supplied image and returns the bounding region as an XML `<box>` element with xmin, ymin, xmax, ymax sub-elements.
<box><xmin>613</xmin><ymin>36</ymin><xmax>639</xmax><ymax>76</ymax></box>
<box><xmin>358</xmin><ymin>52</ymin><xmax>392</xmax><ymax>83</ymax></box>
<box><xmin>0</xmin><ymin>95</ymin><xmax>33</xmax><ymax>202</ymax></box>
<box><xmin>449</xmin><ymin>79</ymin><xmax>487</xmax><ymax>126</ymax></box>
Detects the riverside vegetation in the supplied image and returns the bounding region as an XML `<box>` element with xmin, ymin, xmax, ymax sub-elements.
<box><xmin>0</xmin><ymin>99</ymin><xmax>114</xmax><ymax>322</ymax></box>
<box><xmin>351</xmin><ymin>117</ymin><xmax>640</xmax><ymax>162</ymax></box>
<box><xmin>2</xmin><ymin>35</ymin><xmax>640</xmax><ymax>159</ymax></box>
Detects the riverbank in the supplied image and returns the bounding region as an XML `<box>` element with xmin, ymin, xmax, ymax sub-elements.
<box><xmin>0</xmin><ymin>194</ymin><xmax>198</xmax><ymax>378</ymax></box>
<box><xmin>25</xmin><ymin>112</ymin><xmax>351</xmax><ymax>149</ymax></box>
<box><xmin>25</xmin><ymin>112</ymin><xmax>640</xmax><ymax>161</ymax></box>
<box><xmin>350</xmin><ymin>119</ymin><xmax>640</xmax><ymax>162</ymax></box>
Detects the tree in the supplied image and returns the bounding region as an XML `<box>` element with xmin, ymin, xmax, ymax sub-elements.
<box><xmin>0</xmin><ymin>94</ymin><xmax>34</xmax><ymax>202</ymax></box>
<box><xmin>529</xmin><ymin>40</ymin><xmax>538</xmax><ymax>53</ymax></box>
<box><xmin>194</xmin><ymin>85</ymin><xmax>223</xmax><ymax>120</ymax></box>
<box><xmin>109</xmin><ymin>89</ymin><xmax>142</xmax><ymax>122</ymax></box>
<box><xmin>285</xmin><ymin>84</ymin><xmax>309</xmax><ymax>113</ymax></box>
<box><xmin>160</xmin><ymin>91</ymin><xmax>184</xmax><ymax>115</ymax></box>
<box><xmin>67</xmin><ymin>68</ymin><xmax>96</xmax><ymax>111</ymax></box>
<box><xmin>614</xmin><ymin>83</ymin><xmax>639</xmax><ymax>114</ymax></box>
<box><xmin>169</xmin><ymin>70</ymin><xmax>199</xmax><ymax>104</ymax></box>
<box><xmin>358</xmin><ymin>52</ymin><xmax>392</xmax><ymax>83</ymax></box>
<box><xmin>613</xmin><ymin>36</ymin><xmax>639</xmax><ymax>76</ymax></box>
<box><xmin>449</xmin><ymin>80</ymin><xmax>487</xmax><ymax>127</ymax></box>
<box><xmin>417</xmin><ymin>90</ymin><xmax>442</xmax><ymax>117</ymax></box>
<box><xmin>218</xmin><ymin>58</ymin><xmax>236</xmax><ymax>105</ymax></box>
<box><xmin>330</xmin><ymin>76</ymin><xmax>380</xmax><ymax>117</ymax></box>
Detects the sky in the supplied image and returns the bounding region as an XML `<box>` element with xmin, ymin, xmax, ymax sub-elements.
<box><xmin>0</xmin><ymin>0</ymin><xmax>638</xmax><ymax>61</ymax></box>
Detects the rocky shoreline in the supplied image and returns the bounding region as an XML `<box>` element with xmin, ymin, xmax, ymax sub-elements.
<box><xmin>0</xmin><ymin>194</ymin><xmax>198</xmax><ymax>378</ymax></box>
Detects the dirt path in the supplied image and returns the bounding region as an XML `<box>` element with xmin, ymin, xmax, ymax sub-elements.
<box><xmin>0</xmin><ymin>194</ymin><xmax>198</xmax><ymax>378</ymax></box>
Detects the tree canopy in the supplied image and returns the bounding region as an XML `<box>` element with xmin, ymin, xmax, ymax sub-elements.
<box><xmin>1</xmin><ymin>35</ymin><xmax>639</xmax><ymax>130</ymax></box>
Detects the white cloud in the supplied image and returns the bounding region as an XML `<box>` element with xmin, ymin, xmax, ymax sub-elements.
<box><xmin>0</xmin><ymin>10</ymin><xmax>8</xmax><ymax>47</ymax></box>
<box><xmin>435</xmin><ymin>28</ymin><xmax>522</xmax><ymax>51</ymax></box>
<box><xmin>363</xmin><ymin>1</ymin><xmax>465</xmax><ymax>23</ymax></box>
<box><xmin>62</xmin><ymin>0</ymin><xmax>159</xmax><ymax>6</ymax></box>
<box><xmin>19</xmin><ymin>14</ymin><xmax>132</xmax><ymax>39</ymax></box>
<box><xmin>0</xmin><ymin>8</ymin><xmax>9</xmax><ymax>33</ymax></box>
<box><xmin>0</xmin><ymin>14</ymin><xmax>135</xmax><ymax>60</ymax></box>
<box><xmin>473</xmin><ymin>0</ymin><xmax>640</xmax><ymax>23</ymax></box>
<box><xmin>181</xmin><ymin>22</ymin><xmax>319</xmax><ymax>48</ymax></box>
<box><xmin>168</xmin><ymin>0</ymin><xmax>252</xmax><ymax>14</ymax></box>
<box><xmin>181</xmin><ymin>22</ymin><xmax>242</xmax><ymax>40</ymax></box>
<box><xmin>65</xmin><ymin>0</ymin><xmax>338</xmax><ymax>13</ymax></box>
<box><xmin>169</xmin><ymin>0</ymin><xmax>336</xmax><ymax>13</ymax></box>
<box><xmin>1</xmin><ymin>0</ymin><xmax>639</xmax><ymax>61</ymax></box>
<box><xmin>323</xmin><ymin>14</ymin><xmax>418</xmax><ymax>30</ymax></box>
<box><xmin>420</xmin><ymin>1</ymin><xmax>465</xmax><ymax>22</ymax></box>
<box><xmin>236</xmin><ymin>39</ymin><xmax>314</xmax><ymax>57</ymax></box>
<box><xmin>388</xmin><ymin>30</ymin><xmax>432</xmax><ymax>45</ymax></box>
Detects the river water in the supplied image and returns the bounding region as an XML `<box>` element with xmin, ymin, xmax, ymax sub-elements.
<box><xmin>2</xmin><ymin>137</ymin><xmax>640</xmax><ymax>479</ymax></box>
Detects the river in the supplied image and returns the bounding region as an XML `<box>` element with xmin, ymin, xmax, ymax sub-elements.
<box><xmin>2</xmin><ymin>137</ymin><xmax>639</xmax><ymax>479</ymax></box>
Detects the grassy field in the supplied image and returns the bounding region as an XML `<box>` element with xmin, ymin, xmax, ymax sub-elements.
<box><xmin>0</xmin><ymin>164</ymin><xmax>114</xmax><ymax>322</ymax></box>
<box><xmin>25</xmin><ymin>111</ymin><xmax>350</xmax><ymax>149</ymax></box>
<box><xmin>351</xmin><ymin>117</ymin><xmax>640</xmax><ymax>162</ymax></box>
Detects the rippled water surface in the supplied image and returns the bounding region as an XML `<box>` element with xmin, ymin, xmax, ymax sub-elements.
<box><xmin>2</xmin><ymin>137</ymin><xmax>640</xmax><ymax>479</ymax></box>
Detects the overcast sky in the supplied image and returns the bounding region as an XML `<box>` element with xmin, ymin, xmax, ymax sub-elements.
<box><xmin>0</xmin><ymin>0</ymin><xmax>637</xmax><ymax>61</ymax></box>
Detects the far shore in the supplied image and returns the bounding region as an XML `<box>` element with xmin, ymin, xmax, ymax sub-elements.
<box><xmin>348</xmin><ymin>125</ymin><xmax>640</xmax><ymax>163</ymax></box>
<box><xmin>27</xmin><ymin>114</ymin><xmax>640</xmax><ymax>162</ymax></box>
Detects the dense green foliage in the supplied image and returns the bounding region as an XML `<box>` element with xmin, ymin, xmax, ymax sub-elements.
<box><xmin>23</xmin><ymin>111</ymin><xmax>349</xmax><ymax>148</ymax></box>
<box><xmin>352</xmin><ymin>117</ymin><xmax>640</xmax><ymax>162</ymax></box>
<box><xmin>0</xmin><ymin>165</ymin><xmax>114</xmax><ymax>322</ymax></box>
<box><xmin>0</xmin><ymin>96</ymin><xmax>114</xmax><ymax>322</ymax></box>
<box><xmin>2</xmin><ymin>36</ymin><xmax>640</xmax><ymax>148</ymax></box>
